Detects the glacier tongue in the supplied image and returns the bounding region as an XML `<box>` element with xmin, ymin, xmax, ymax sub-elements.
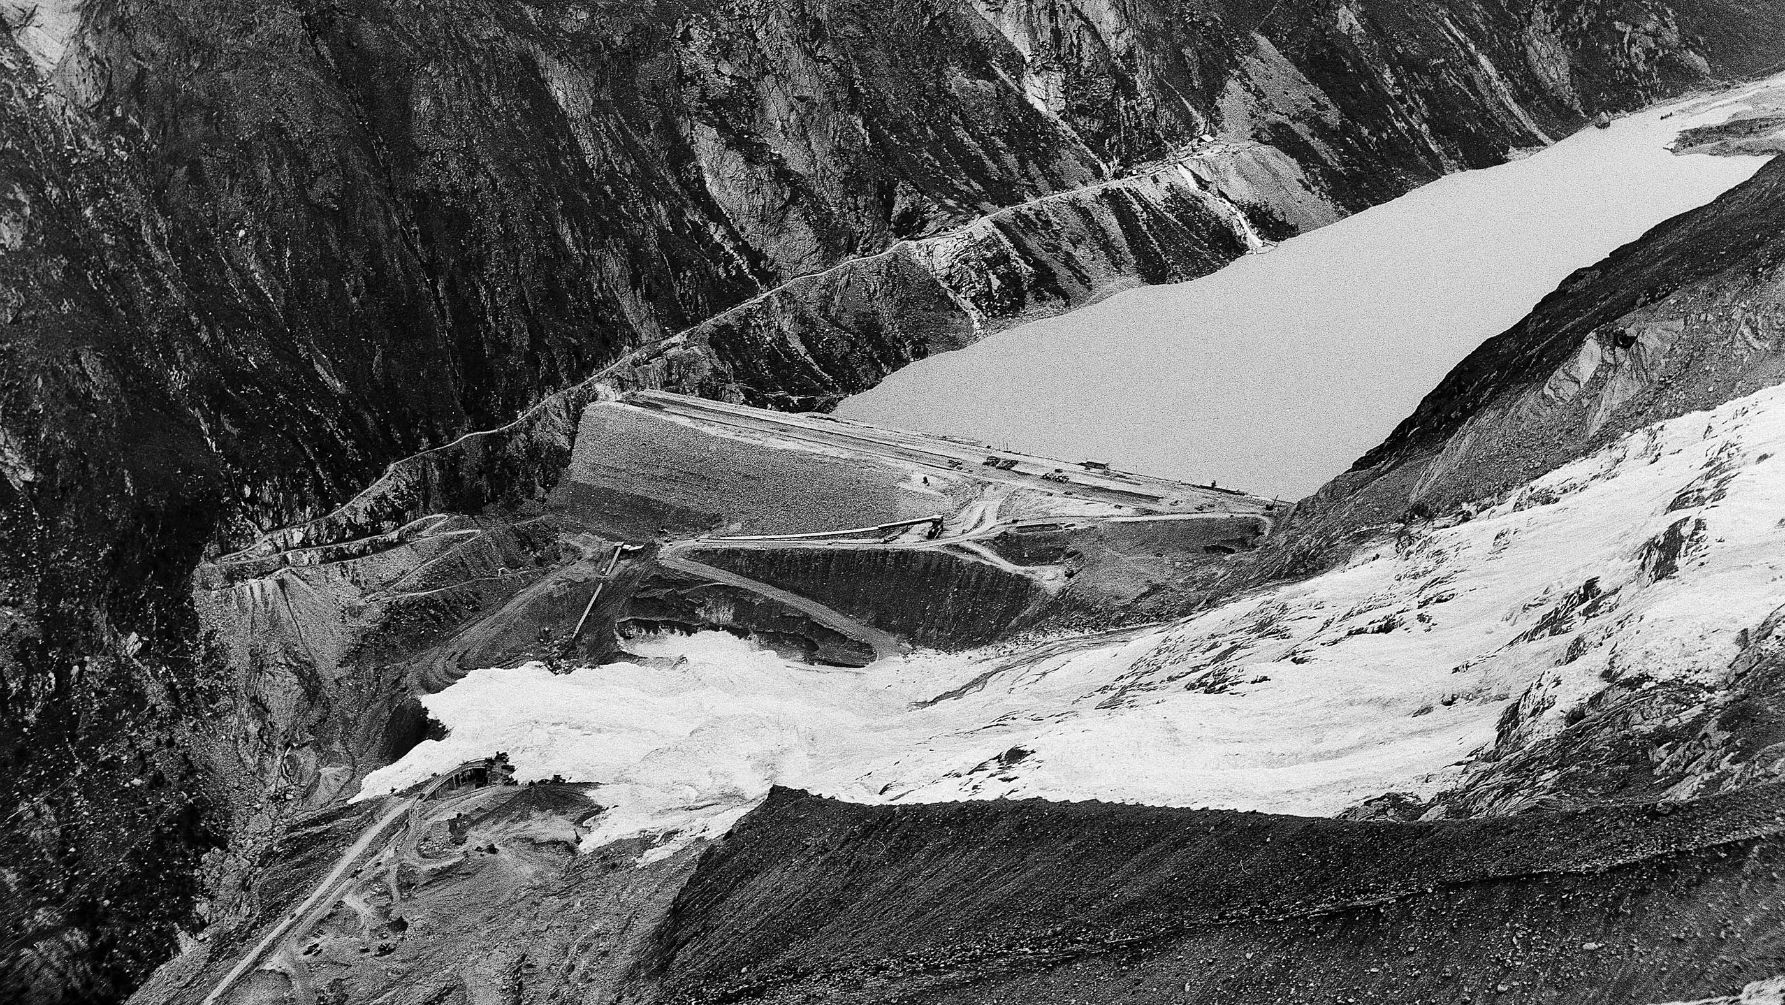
<box><xmin>363</xmin><ymin>382</ymin><xmax>1785</xmax><ymax>851</ymax></box>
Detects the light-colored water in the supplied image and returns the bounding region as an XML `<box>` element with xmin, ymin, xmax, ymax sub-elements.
<box><xmin>839</xmin><ymin>80</ymin><xmax>1785</xmax><ymax>499</ymax></box>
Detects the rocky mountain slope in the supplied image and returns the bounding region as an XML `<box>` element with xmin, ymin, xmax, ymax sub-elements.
<box><xmin>7</xmin><ymin>0</ymin><xmax>1785</xmax><ymax>1002</ymax></box>
<box><xmin>125</xmin><ymin>780</ymin><xmax>1785</xmax><ymax>1004</ymax></box>
<box><xmin>643</xmin><ymin>786</ymin><xmax>1785</xmax><ymax>1004</ymax></box>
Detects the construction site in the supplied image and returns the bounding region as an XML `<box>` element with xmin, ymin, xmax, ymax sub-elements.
<box><xmin>563</xmin><ymin>390</ymin><xmax>1280</xmax><ymax>659</ymax></box>
<box><xmin>184</xmin><ymin>386</ymin><xmax>1282</xmax><ymax>824</ymax></box>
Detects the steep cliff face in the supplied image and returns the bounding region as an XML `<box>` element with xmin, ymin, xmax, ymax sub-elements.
<box><xmin>5</xmin><ymin>0</ymin><xmax>1785</xmax><ymax>1000</ymax></box>
<box><xmin>973</xmin><ymin>0</ymin><xmax>1780</xmax><ymax>200</ymax></box>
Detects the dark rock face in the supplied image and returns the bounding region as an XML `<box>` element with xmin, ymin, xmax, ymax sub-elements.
<box><xmin>643</xmin><ymin>786</ymin><xmax>1785</xmax><ymax>1004</ymax></box>
<box><xmin>3</xmin><ymin>0</ymin><xmax>1784</xmax><ymax>999</ymax></box>
<box><xmin>691</xmin><ymin>544</ymin><xmax>1050</xmax><ymax>649</ymax></box>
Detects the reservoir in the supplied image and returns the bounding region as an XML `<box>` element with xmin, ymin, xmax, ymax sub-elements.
<box><xmin>838</xmin><ymin>79</ymin><xmax>1785</xmax><ymax>499</ymax></box>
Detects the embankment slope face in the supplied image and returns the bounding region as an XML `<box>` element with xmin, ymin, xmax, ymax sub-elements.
<box><xmin>643</xmin><ymin>785</ymin><xmax>1785</xmax><ymax>1004</ymax></box>
<box><xmin>561</xmin><ymin>402</ymin><xmax>937</xmax><ymax>539</ymax></box>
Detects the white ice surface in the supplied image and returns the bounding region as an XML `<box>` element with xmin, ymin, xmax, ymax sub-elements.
<box><xmin>364</xmin><ymin>383</ymin><xmax>1785</xmax><ymax>856</ymax></box>
<box><xmin>836</xmin><ymin>77</ymin><xmax>1785</xmax><ymax>499</ymax></box>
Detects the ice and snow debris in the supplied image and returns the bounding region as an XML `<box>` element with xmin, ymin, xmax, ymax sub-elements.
<box><xmin>365</xmin><ymin>382</ymin><xmax>1785</xmax><ymax>857</ymax></box>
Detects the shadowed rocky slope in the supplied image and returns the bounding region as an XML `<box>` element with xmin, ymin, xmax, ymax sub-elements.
<box><xmin>6</xmin><ymin>0</ymin><xmax>1785</xmax><ymax>1000</ymax></box>
<box><xmin>126</xmin><ymin>783</ymin><xmax>1785</xmax><ymax>1004</ymax></box>
<box><xmin>640</xmin><ymin>786</ymin><xmax>1785</xmax><ymax>1004</ymax></box>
